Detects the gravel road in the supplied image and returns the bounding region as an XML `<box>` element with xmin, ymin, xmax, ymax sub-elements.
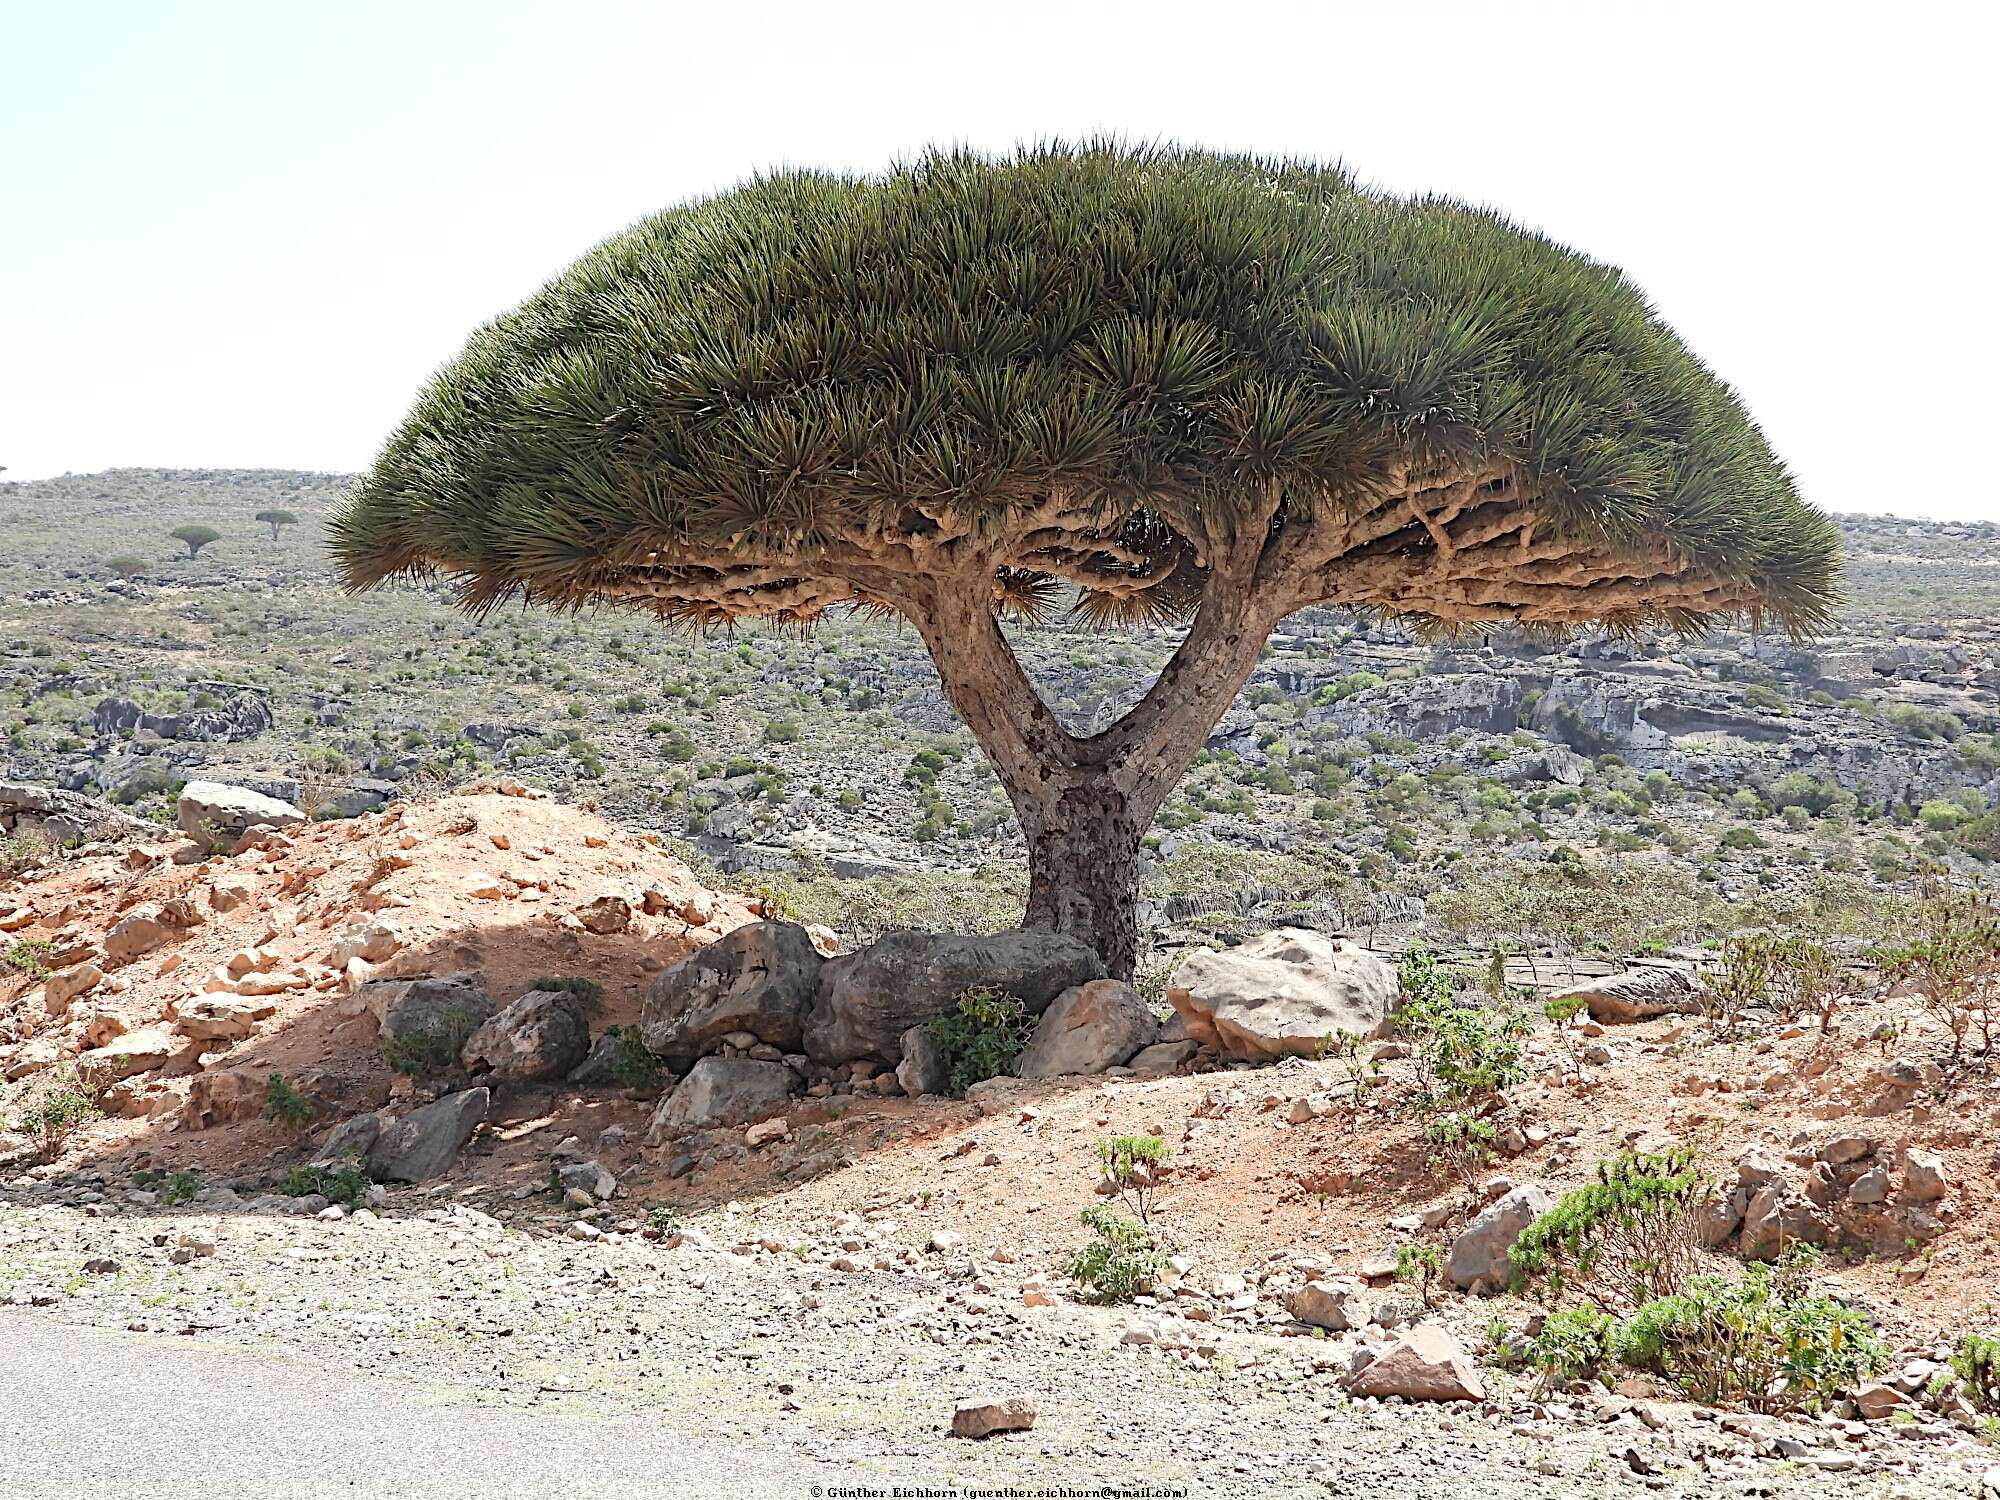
<box><xmin>0</xmin><ymin>1311</ymin><xmax>818</xmax><ymax>1500</ymax></box>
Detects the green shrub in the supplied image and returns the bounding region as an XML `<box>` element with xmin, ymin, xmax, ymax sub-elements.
<box><xmin>1397</xmin><ymin>944</ymin><xmax>1529</xmax><ymax>1109</ymax></box>
<box><xmin>1948</xmin><ymin>1332</ymin><xmax>2000</xmax><ymax>1410</ymax></box>
<box><xmin>606</xmin><ymin>1025</ymin><xmax>667</xmax><ymax>1090</ymax></box>
<box><xmin>1394</xmin><ymin>1243</ymin><xmax>1444</xmax><ymax>1309</ymax></box>
<box><xmin>1510</xmin><ymin>1148</ymin><xmax>1703</xmax><ymax>1313</ymax></box>
<box><xmin>15</xmin><ymin>1069</ymin><xmax>98</xmax><ymax>1161</ymax></box>
<box><xmin>926</xmin><ymin>986</ymin><xmax>1030</xmax><ymax>1096</ymax></box>
<box><xmin>3</xmin><ymin>937</ymin><xmax>54</xmax><ymax>981</ymax></box>
<box><xmin>162</xmin><ymin>1169</ymin><xmax>202</xmax><ymax>1206</ymax></box>
<box><xmin>263</xmin><ymin>1074</ymin><xmax>317</xmax><ymax>1133</ymax></box>
<box><xmin>1067</xmin><ymin>1205</ymin><xmax>1166</xmax><ymax>1304</ymax></box>
<box><xmin>381</xmin><ymin>1009</ymin><xmax>480</xmax><ymax>1077</ymax></box>
<box><xmin>1610</xmin><ymin>1247</ymin><xmax>1885</xmax><ymax>1414</ymax></box>
<box><xmin>1095</xmin><ymin>1134</ymin><xmax>1169</xmax><ymax>1225</ymax></box>
<box><xmin>280</xmin><ymin>1162</ymin><xmax>372</xmax><ymax>1209</ymax></box>
<box><xmin>1521</xmin><ymin>1305</ymin><xmax>1615</xmax><ymax>1393</ymax></box>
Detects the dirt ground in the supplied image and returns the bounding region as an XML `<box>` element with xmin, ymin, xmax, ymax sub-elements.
<box><xmin>4</xmin><ymin>792</ymin><xmax>2000</xmax><ymax>1496</ymax></box>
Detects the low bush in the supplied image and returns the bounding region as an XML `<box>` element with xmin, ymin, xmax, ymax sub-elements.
<box><xmin>263</xmin><ymin>1074</ymin><xmax>317</xmax><ymax>1133</ymax></box>
<box><xmin>1510</xmin><ymin>1148</ymin><xmax>1704</xmax><ymax>1313</ymax></box>
<box><xmin>1068</xmin><ymin>1205</ymin><xmax>1166</xmax><ymax>1304</ymax></box>
<box><xmin>1397</xmin><ymin>944</ymin><xmax>1529</xmax><ymax>1110</ymax></box>
<box><xmin>927</xmin><ymin>986</ymin><xmax>1030</xmax><ymax>1096</ymax></box>
<box><xmin>1611</xmin><ymin>1247</ymin><xmax>1885</xmax><ymax>1414</ymax></box>
<box><xmin>1948</xmin><ymin>1331</ymin><xmax>2000</xmax><ymax>1411</ymax></box>
<box><xmin>606</xmin><ymin>1025</ymin><xmax>667</xmax><ymax>1090</ymax></box>
<box><xmin>280</xmin><ymin>1162</ymin><xmax>372</xmax><ymax>1209</ymax></box>
<box><xmin>15</xmin><ymin>1069</ymin><xmax>98</xmax><ymax>1161</ymax></box>
<box><xmin>381</xmin><ymin>1010</ymin><xmax>480</xmax><ymax>1077</ymax></box>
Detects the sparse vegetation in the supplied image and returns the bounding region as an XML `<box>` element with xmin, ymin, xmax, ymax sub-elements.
<box><xmin>926</xmin><ymin>986</ymin><xmax>1030</xmax><ymax>1096</ymax></box>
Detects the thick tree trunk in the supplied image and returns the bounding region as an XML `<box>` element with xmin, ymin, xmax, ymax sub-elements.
<box><xmin>906</xmin><ymin>571</ymin><xmax>1283</xmax><ymax>983</ymax></box>
<box><xmin>1021</xmin><ymin>770</ymin><xmax>1143</xmax><ymax>981</ymax></box>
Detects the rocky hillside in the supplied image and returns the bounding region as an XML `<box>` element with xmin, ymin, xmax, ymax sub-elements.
<box><xmin>2</xmin><ymin>775</ymin><xmax>1998</xmax><ymax>1496</ymax></box>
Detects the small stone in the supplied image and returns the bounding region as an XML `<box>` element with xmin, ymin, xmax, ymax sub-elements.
<box><xmin>951</xmin><ymin>1394</ymin><xmax>1036</xmax><ymax>1439</ymax></box>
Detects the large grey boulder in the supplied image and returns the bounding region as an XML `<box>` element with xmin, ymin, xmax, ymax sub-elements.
<box><xmin>1551</xmin><ymin>967</ymin><xmax>1700</xmax><ymax>1024</ymax></box>
<box><xmin>804</xmin><ymin>930</ymin><xmax>1105</xmax><ymax>1066</ymax></box>
<box><xmin>1168</xmin><ymin>928</ymin><xmax>1396</xmax><ymax>1062</ymax></box>
<box><xmin>1015</xmin><ymin>979</ymin><xmax>1156</xmax><ymax>1078</ymax></box>
<box><xmin>648</xmin><ymin>1057</ymin><xmax>795</xmax><ymax>1138</ymax></box>
<box><xmin>176</xmin><ymin>780</ymin><xmax>305</xmax><ymax>853</ymax></box>
<box><xmin>640</xmin><ymin>921</ymin><xmax>821</xmax><ymax>1065</ymax></box>
<box><xmin>1448</xmin><ymin>1183</ymin><xmax>1553</xmax><ymax>1290</ymax></box>
<box><xmin>460</xmin><ymin>989</ymin><xmax>590</xmax><ymax>1083</ymax></box>
<box><xmin>365</xmin><ymin>1088</ymin><xmax>489</xmax><ymax>1182</ymax></box>
<box><xmin>365</xmin><ymin>974</ymin><xmax>498</xmax><ymax>1061</ymax></box>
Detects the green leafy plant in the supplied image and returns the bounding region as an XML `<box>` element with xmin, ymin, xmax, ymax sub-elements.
<box><xmin>263</xmin><ymin>1074</ymin><xmax>317</xmax><ymax>1133</ymax></box>
<box><xmin>1520</xmin><ymin>1305</ymin><xmax>1615</xmax><ymax>1395</ymax></box>
<box><xmin>1510</xmin><ymin>1148</ymin><xmax>1704</xmax><ymax>1314</ymax></box>
<box><xmin>926</xmin><ymin>985</ymin><xmax>1030</xmax><ymax>1096</ymax></box>
<box><xmin>1398</xmin><ymin>944</ymin><xmax>1529</xmax><ymax>1110</ymax></box>
<box><xmin>1702</xmin><ymin>933</ymin><xmax>1780</xmax><ymax>1037</ymax></box>
<box><xmin>4</xmin><ymin>937</ymin><xmax>57</xmax><ymax>980</ymax></box>
<box><xmin>1873</xmin><ymin>877</ymin><xmax>1999</xmax><ymax>1069</ymax></box>
<box><xmin>1095</xmin><ymin>1134</ymin><xmax>1170</xmax><ymax>1225</ymax></box>
<box><xmin>162</xmin><ymin>1169</ymin><xmax>201</xmax><ymax>1207</ymax></box>
<box><xmin>1394</xmin><ymin>1243</ymin><xmax>1444</xmax><ymax>1310</ymax></box>
<box><xmin>15</xmin><ymin>1068</ymin><xmax>99</xmax><ymax>1161</ymax></box>
<box><xmin>606</xmin><ymin>1025</ymin><xmax>667</xmax><ymax>1090</ymax></box>
<box><xmin>280</xmin><ymin>1162</ymin><xmax>371</xmax><ymax>1210</ymax></box>
<box><xmin>1316</xmin><ymin>1027</ymin><xmax>1379</xmax><ymax>1116</ymax></box>
<box><xmin>1611</xmin><ymin>1246</ymin><xmax>1886</xmax><ymax>1414</ymax></box>
<box><xmin>1421</xmin><ymin>1110</ymin><xmax>1497</xmax><ymax>1192</ymax></box>
<box><xmin>1068</xmin><ymin>1204</ymin><xmax>1167</xmax><ymax>1305</ymax></box>
<box><xmin>381</xmin><ymin>1009</ymin><xmax>480</xmax><ymax>1077</ymax></box>
<box><xmin>1949</xmin><ymin>1332</ymin><xmax>2000</xmax><ymax>1411</ymax></box>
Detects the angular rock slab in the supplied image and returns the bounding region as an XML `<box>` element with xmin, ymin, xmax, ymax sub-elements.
<box><xmin>1015</xmin><ymin>979</ymin><xmax>1156</xmax><ymax>1078</ymax></box>
<box><xmin>1346</xmin><ymin>1323</ymin><xmax>1484</xmax><ymax>1402</ymax></box>
<box><xmin>1168</xmin><ymin>927</ymin><xmax>1396</xmax><ymax>1062</ymax></box>
<box><xmin>648</xmin><ymin>1056</ymin><xmax>796</xmax><ymax>1138</ymax></box>
<box><xmin>1551</xmin><ymin>966</ymin><xmax>1699</xmax><ymax>1024</ymax></box>
<box><xmin>365</xmin><ymin>1088</ymin><xmax>489</xmax><ymax>1182</ymax></box>
<box><xmin>640</xmin><ymin>920</ymin><xmax>821</xmax><ymax>1065</ymax></box>
<box><xmin>1448</xmin><ymin>1183</ymin><xmax>1553</xmax><ymax>1290</ymax></box>
<box><xmin>804</xmin><ymin>930</ymin><xmax>1104</xmax><ymax>1066</ymax></box>
<box><xmin>176</xmin><ymin>780</ymin><xmax>306</xmax><ymax>853</ymax></box>
<box><xmin>461</xmin><ymin>989</ymin><xmax>590</xmax><ymax>1083</ymax></box>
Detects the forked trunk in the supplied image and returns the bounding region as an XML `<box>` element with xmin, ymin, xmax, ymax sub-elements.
<box><xmin>1021</xmin><ymin>771</ymin><xmax>1143</xmax><ymax>982</ymax></box>
<box><xmin>909</xmin><ymin>576</ymin><xmax>1278</xmax><ymax>985</ymax></box>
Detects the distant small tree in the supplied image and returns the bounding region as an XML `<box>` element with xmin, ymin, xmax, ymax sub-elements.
<box><xmin>169</xmin><ymin>523</ymin><xmax>221</xmax><ymax>560</ymax></box>
<box><xmin>255</xmin><ymin>508</ymin><xmax>299</xmax><ymax>543</ymax></box>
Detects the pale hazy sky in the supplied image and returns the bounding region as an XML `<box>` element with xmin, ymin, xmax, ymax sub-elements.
<box><xmin>3</xmin><ymin>1</ymin><xmax>1994</xmax><ymax>522</ymax></box>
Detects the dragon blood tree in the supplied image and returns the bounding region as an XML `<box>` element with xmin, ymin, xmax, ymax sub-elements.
<box><xmin>333</xmin><ymin>143</ymin><xmax>1841</xmax><ymax>978</ymax></box>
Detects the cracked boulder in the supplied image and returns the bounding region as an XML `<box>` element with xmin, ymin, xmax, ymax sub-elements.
<box><xmin>1015</xmin><ymin>979</ymin><xmax>1156</xmax><ymax>1078</ymax></box>
<box><xmin>461</xmin><ymin>989</ymin><xmax>591</xmax><ymax>1083</ymax></box>
<box><xmin>640</xmin><ymin>920</ymin><xmax>821</xmax><ymax>1066</ymax></box>
<box><xmin>804</xmin><ymin>930</ymin><xmax>1104</xmax><ymax>1067</ymax></box>
<box><xmin>1168</xmin><ymin>927</ymin><xmax>1396</xmax><ymax>1062</ymax></box>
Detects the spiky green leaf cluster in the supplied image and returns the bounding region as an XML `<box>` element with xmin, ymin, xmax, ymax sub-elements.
<box><xmin>333</xmin><ymin>140</ymin><xmax>1839</xmax><ymax>633</ymax></box>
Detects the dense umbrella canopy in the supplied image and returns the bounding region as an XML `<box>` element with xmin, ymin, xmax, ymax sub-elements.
<box><xmin>332</xmin><ymin>141</ymin><xmax>1840</xmax><ymax>638</ymax></box>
